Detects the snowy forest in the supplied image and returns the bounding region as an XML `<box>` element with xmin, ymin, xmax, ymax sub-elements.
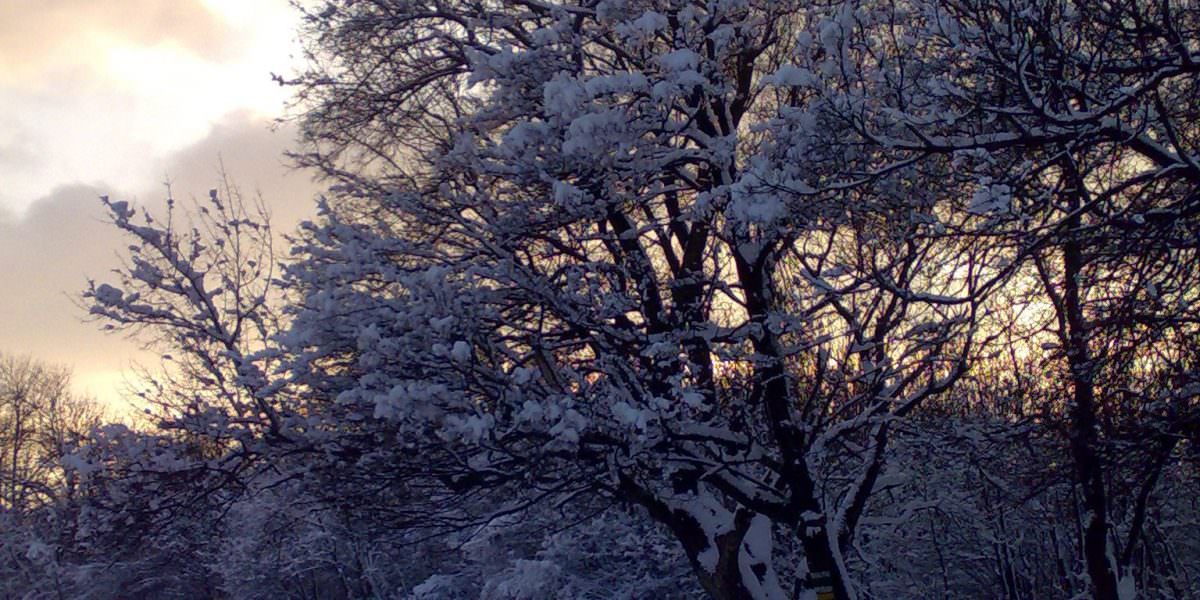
<box><xmin>3</xmin><ymin>0</ymin><xmax>1200</xmax><ymax>598</ymax></box>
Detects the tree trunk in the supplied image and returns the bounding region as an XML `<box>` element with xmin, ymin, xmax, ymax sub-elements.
<box><xmin>1061</xmin><ymin>198</ymin><xmax>1120</xmax><ymax>600</ymax></box>
<box><xmin>797</xmin><ymin>525</ymin><xmax>851</xmax><ymax>600</ymax></box>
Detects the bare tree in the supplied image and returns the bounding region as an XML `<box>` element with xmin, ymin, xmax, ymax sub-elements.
<box><xmin>0</xmin><ymin>353</ymin><xmax>102</xmax><ymax>511</ymax></box>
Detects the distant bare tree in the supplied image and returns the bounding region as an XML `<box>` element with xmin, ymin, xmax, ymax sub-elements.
<box><xmin>0</xmin><ymin>353</ymin><xmax>102</xmax><ymax>511</ymax></box>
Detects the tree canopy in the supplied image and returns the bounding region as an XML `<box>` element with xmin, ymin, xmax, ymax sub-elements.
<box><xmin>5</xmin><ymin>1</ymin><xmax>1200</xmax><ymax>599</ymax></box>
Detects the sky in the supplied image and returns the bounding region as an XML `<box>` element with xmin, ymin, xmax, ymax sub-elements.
<box><xmin>0</xmin><ymin>0</ymin><xmax>322</xmax><ymax>411</ymax></box>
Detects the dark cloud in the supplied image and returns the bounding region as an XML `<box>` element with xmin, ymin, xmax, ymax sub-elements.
<box><xmin>0</xmin><ymin>183</ymin><xmax>127</xmax><ymax>373</ymax></box>
<box><xmin>0</xmin><ymin>112</ymin><xmax>320</xmax><ymax>407</ymax></box>
<box><xmin>149</xmin><ymin>110</ymin><xmax>320</xmax><ymax>233</ymax></box>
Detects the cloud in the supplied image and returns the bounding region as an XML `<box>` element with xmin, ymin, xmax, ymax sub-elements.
<box><xmin>0</xmin><ymin>133</ymin><xmax>37</xmax><ymax>168</ymax></box>
<box><xmin>0</xmin><ymin>112</ymin><xmax>319</xmax><ymax>409</ymax></box>
<box><xmin>0</xmin><ymin>183</ymin><xmax>129</xmax><ymax>386</ymax></box>
<box><xmin>0</xmin><ymin>0</ymin><xmax>301</xmax><ymax>214</ymax></box>
<box><xmin>0</xmin><ymin>1</ymin><xmax>309</xmax><ymax>409</ymax></box>
<box><xmin>0</xmin><ymin>0</ymin><xmax>239</xmax><ymax>85</ymax></box>
<box><xmin>148</xmin><ymin>111</ymin><xmax>319</xmax><ymax>232</ymax></box>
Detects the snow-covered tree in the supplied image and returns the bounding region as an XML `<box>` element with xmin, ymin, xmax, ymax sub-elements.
<box><xmin>278</xmin><ymin>2</ymin><xmax>1010</xmax><ymax>597</ymax></box>
<box><xmin>795</xmin><ymin>0</ymin><xmax>1200</xmax><ymax>596</ymax></box>
<box><xmin>72</xmin><ymin>179</ymin><xmax>288</xmax><ymax>599</ymax></box>
<box><xmin>84</xmin><ymin>177</ymin><xmax>283</xmax><ymax>444</ymax></box>
<box><xmin>0</xmin><ymin>354</ymin><xmax>101</xmax><ymax>599</ymax></box>
<box><xmin>41</xmin><ymin>2</ymin><xmax>1200</xmax><ymax>599</ymax></box>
